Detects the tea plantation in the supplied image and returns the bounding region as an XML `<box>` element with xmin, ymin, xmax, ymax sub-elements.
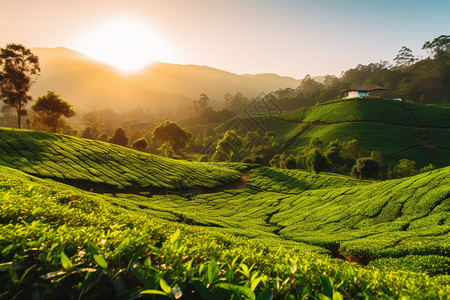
<box><xmin>0</xmin><ymin>127</ymin><xmax>449</xmax><ymax>298</ymax></box>
<box><xmin>0</xmin><ymin>127</ymin><xmax>241</xmax><ymax>191</ymax></box>
<box><xmin>1</xmin><ymin>165</ymin><xmax>449</xmax><ymax>299</ymax></box>
<box><xmin>219</xmin><ymin>99</ymin><xmax>450</xmax><ymax>168</ymax></box>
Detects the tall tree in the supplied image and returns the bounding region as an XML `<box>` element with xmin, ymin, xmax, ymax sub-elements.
<box><xmin>109</xmin><ymin>128</ymin><xmax>129</xmax><ymax>146</ymax></box>
<box><xmin>212</xmin><ymin>130</ymin><xmax>244</xmax><ymax>162</ymax></box>
<box><xmin>152</xmin><ymin>121</ymin><xmax>191</xmax><ymax>152</ymax></box>
<box><xmin>0</xmin><ymin>44</ymin><xmax>40</xmax><ymax>129</ymax></box>
<box><xmin>31</xmin><ymin>91</ymin><xmax>75</xmax><ymax>132</ymax></box>
<box><xmin>394</xmin><ymin>46</ymin><xmax>416</xmax><ymax>67</ymax></box>
<box><xmin>422</xmin><ymin>35</ymin><xmax>450</xmax><ymax>57</ymax></box>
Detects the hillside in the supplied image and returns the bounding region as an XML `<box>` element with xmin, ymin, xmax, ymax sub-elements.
<box><xmin>218</xmin><ymin>99</ymin><xmax>450</xmax><ymax>167</ymax></box>
<box><xmin>0</xmin><ymin>127</ymin><xmax>449</xmax><ymax>297</ymax></box>
<box><xmin>30</xmin><ymin>47</ymin><xmax>301</xmax><ymax>113</ymax></box>
<box><xmin>1</xmin><ymin>164</ymin><xmax>449</xmax><ymax>298</ymax></box>
<box><xmin>0</xmin><ymin>127</ymin><xmax>241</xmax><ymax>191</ymax></box>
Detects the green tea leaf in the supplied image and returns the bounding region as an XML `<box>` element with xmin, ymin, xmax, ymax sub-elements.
<box><xmin>255</xmin><ymin>290</ymin><xmax>274</xmax><ymax>300</ymax></box>
<box><xmin>208</xmin><ymin>259</ymin><xmax>218</xmax><ymax>284</ymax></box>
<box><xmin>160</xmin><ymin>278</ymin><xmax>171</xmax><ymax>294</ymax></box>
<box><xmin>94</xmin><ymin>254</ymin><xmax>108</xmax><ymax>269</ymax></box>
<box><xmin>140</xmin><ymin>289</ymin><xmax>167</xmax><ymax>296</ymax></box>
<box><xmin>60</xmin><ymin>251</ymin><xmax>73</xmax><ymax>270</ymax></box>
<box><xmin>251</xmin><ymin>276</ymin><xmax>262</xmax><ymax>292</ymax></box>
<box><xmin>170</xmin><ymin>229</ymin><xmax>181</xmax><ymax>244</ymax></box>
<box><xmin>320</xmin><ymin>274</ymin><xmax>333</xmax><ymax>299</ymax></box>
<box><xmin>216</xmin><ymin>283</ymin><xmax>255</xmax><ymax>300</ymax></box>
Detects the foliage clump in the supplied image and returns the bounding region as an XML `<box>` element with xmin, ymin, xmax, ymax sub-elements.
<box><xmin>0</xmin><ymin>43</ymin><xmax>40</xmax><ymax>129</ymax></box>
<box><xmin>31</xmin><ymin>90</ymin><xmax>75</xmax><ymax>133</ymax></box>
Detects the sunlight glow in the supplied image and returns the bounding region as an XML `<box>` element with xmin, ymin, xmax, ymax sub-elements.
<box><xmin>75</xmin><ymin>17</ymin><xmax>175</xmax><ymax>73</ymax></box>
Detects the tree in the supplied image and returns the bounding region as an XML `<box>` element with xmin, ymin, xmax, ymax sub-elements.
<box><xmin>109</xmin><ymin>128</ymin><xmax>128</xmax><ymax>146</ymax></box>
<box><xmin>152</xmin><ymin>121</ymin><xmax>191</xmax><ymax>152</ymax></box>
<box><xmin>423</xmin><ymin>35</ymin><xmax>450</xmax><ymax>57</ymax></box>
<box><xmin>97</xmin><ymin>133</ymin><xmax>109</xmax><ymax>141</ymax></box>
<box><xmin>132</xmin><ymin>138</ymin><xmax>148</xmax><ymax>151</ymax></box>
<box><xmin>31</xmin><ymin>91</ymin><xmax>75</xmax><ymax>132</ymax></box>
<box><xmin>81</xmin><ymin>126</ymin><xmax>94</xmax><ymax>139</ymax></box>
<box><xmin>394</xmin><ymin>46</ymin><xmax>416</xmax><ymax>67</ymax></box>
<box><xmin>285</xmin><ymin>155</ymin><xmax>297</xmax><ymax>169</ymax></box>
<box><xmin>306</xmin><ymin>149</ymin><xmax>329</xmax><ymax>173</ymax></box>
<box><xmin>393</xmin><ymin>159</ymin><xmax>418</xmax><ymax>178</ymax></box>
<box><xmin>194</xmin><ymin>93</ymin><xmax>211</xmax><ymax>113</ymax></box>
<box><xmin>212</xmin><ymin>130</ymin><xmax>244</xmax><ymax>162</ymax></box>
<box><xmin>351</xmin><ymin>158</ymin><xmax>380</xmax><ymax>179</ymax></box>
<box><xmin>269</xmin><ymin>153</ymin><xmax>286</xmax><ymax>168</ymax></box>
<box><xmin>0</xmin><ymin>44</ymin><xmax>40</xmax><ymax>129</ymax></box>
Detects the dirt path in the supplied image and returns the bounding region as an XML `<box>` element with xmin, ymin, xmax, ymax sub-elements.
<box><xmin>330</xmin><ymin>249</ymin><xmax>368</xmax><ymax>266</ymax></box>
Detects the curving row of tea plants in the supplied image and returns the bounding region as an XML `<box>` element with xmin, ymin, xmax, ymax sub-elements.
<box><xmin>91</xmin><ymin>165</ymin><xmax>450</xmax><ymax>277</ymax></box>
<box><xmin>0</xmin><ymin>127</ymin><xmax>241</xmax><ymax>191</ymax></box>
<box><xmin>1</xmin><ymin>165</ymin><xmax>449</xmax><ymax>299</ymax></box>
<box><xmin>278</xmin><ymin>99</ymin><xmax>450</xmax><ymax>128</ymax></box>
<box><xmin>217</xmin><ymin>100</ymin><xmax>450</xmax><ymax>167</ymax></box>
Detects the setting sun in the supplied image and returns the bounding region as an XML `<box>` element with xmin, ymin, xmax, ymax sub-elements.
<box><xmin>75</xmin><ymin>17</ymin><xmax>173</xmax><ymax>73</ymax></box>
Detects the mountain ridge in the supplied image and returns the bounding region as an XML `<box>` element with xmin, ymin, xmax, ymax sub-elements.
<box><xmin>30</xmin><ymin>47</ymin><xmax>302</xmax><ymax>114</ymax></box>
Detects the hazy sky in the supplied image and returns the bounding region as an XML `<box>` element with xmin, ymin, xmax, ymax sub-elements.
<box><xmin>1</xmin><ymin>0</ymin><xmax>448</xmax><ymax>78</ymax></box>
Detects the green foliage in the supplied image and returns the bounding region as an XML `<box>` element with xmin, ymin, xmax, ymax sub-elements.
<box><xmin>108</xmin><ymin>127</ymin><xmax>128</xmax><ymax>146</ymax></box>
<box><xmin>0</xmin><ymin>165</ymin><xmax>449</xmax><ymax>298</ymax></box>
<box><xmin>393</xmin><ymin>159</ymin><xmax>419</xmax><ymax>178</ymax></box>
<box><xmin>351</xmin><ymin>158</ymin><xmax>381</xmax><ymax>179</ymax></box>
<box><xmin>153</xmin><ymin>120</ymin><xmax>191</xmax><ymax>152</ymax></box>
<box><xmin>212</xmin><ymin>130</ymin><xmax>244</xmax><ymax>162</ymax></box>
<box><xmin>422</xmin><ymin>34</ymin><xmax>450</xmax><ymax>58</ymax></box>
<box><xmin>393</xmin><ymin>46</ymin><xmax>417</xmax><ymax>67</ymax></box>
<box><xmin>132</xmin><ymin>137</ymin><xmax>148</xmax><ymax>151</ymax></box>
<box><xmin>0</xmin><ymin>127</ymin><xmax>241</xmax><ymax>190</ymax></box>
<box><xmin>369</xmin><ymin>255</ymin><xmax>450</xmax><ymax>276</ymax></box>
<box><xmin>0</xmin><ymin>43</ymin><xmax>40</xmax><ymax>129</ymax></box>
<box><xmin>31</xmin><ymin>90</ymin><xmax>75</xmax><ymax>133</ymax></box>
<box><xmin>306</xmin><ymin>149</ymin><xmax>329</xmax><ymax>173</ymax></box>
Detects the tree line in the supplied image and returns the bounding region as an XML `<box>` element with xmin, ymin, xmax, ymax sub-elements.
<box><xmin>263</xmin><ymin>35</ymin><xmax>450</xmax><ymax>111</ymax></box>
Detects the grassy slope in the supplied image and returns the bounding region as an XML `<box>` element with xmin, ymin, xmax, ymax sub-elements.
<box><xmin>0</xmin><ymin>127</ymin><xmax>241</xmax><ymax>190</ymax></box>
<box><xmin>0</xmin><ymin>128</ymin><xmax>449</xmax><ymax>297</ymax></box>
<box><xmin>218</xmin><ymin>99</ymin><xmax>450</xmax><ymax>167</ymax></box>
<box><xmin>1</xmin><ymin>165</ymin><xmax>449</xmax><ymax>299</ymax></box>
<box><xmin>0</xmin><ymin>127</ymin><xmax>447</xmax><ymax>267</ymax></box>
<box><xmin>132</xmin><ymin>166</ymin><xmax>449</xmax><ymax>270</ymax></box>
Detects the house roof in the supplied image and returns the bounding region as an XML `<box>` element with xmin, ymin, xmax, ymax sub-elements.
<box><xmin>341</xmin><ymin>85</ymin><xmax>387</xmax><ymax>93</ymax></box>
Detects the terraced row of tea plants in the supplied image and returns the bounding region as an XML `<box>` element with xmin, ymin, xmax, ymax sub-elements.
<box><xmin>0</xmin><ymin>127</ymin><xmax>241</xmax><ymax>191</ymax></box>
<box><xmin>101</xmin><ymin>165</ymin><xmax>450</xmax><ymax>276</ymax></box>
<box><xmin>217</xmin><ymin>100</ymin><xmax>450</xmax><ymax>167</ymax></box>
<box><xmin>279</xmin><ymin>99</ymin><xmax>450</xmax><ymax>128</ymax></box>
<box><xmin>1</xmin><ymin>165</ymin><xmax>449</xmax><ymax>299</ymax></box>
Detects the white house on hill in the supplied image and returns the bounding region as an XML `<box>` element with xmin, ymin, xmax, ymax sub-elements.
<box><xmin>342</xmin><ymin>85</ymin><xmax>387</xmax><ymax>99</ymax></box>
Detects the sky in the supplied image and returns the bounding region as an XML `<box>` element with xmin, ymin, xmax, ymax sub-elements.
<box><xmin>0</xmin><ymin>0</ymin><xmax>449</xmax><ymax>78</ymax></box>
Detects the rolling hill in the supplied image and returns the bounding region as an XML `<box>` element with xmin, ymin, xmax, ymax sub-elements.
<box><xmin>0</xmin><ymin>127</ymin><xmax>241</xmax><ymax>191</ymax></box>
<box><xmin>0</xmin><ymin>127</ymin><xmax>449</xmax><ymax>298</ymax></box>
<box><xmin>1</xmin><ymin>163</ymin><xmax>449</xmax><ymax>298</ymax></box>
<box><xmin>217</xmin><ymin>99</ymin><xmax>450</xmax><ymax>168</ymax></box>
<box><xmin>30</xmin><ymin>47</ymin><xmax>301</xmax><ymax>113</ymax></box>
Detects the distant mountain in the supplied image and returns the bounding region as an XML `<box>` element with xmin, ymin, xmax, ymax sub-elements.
<box><xmin>30</xmin><ymin>47</ymin><xmax>302</xmax><ymax>114</ymax></box>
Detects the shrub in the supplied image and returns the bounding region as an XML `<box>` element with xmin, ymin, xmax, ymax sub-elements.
<box><xmin>108</xmin><ymin>128</ymin><xmax>128</xmax><ymax>146</ymax></box>
<box><xmin>351</xmin><ymin>158</ymin><xmax>380</xmax><ymax>179</ymax></box>
<box><xmin>285</xmin><ymin>155</ymin><xmax>297</xmax><ymax>169</ymax></box>
<box><xmin>132</xmin><ymin>138</ymin><xmax>149</xmax><ymax>151</ymax></box>
<box><xmin>241</xmin><ymin>157</ymin><xmax>254</xmax><ymax>164</ymax></box>
<box><xmin>199</xmin><ymin>155</ymin><xmax>209</xmax><ymax>162</ymax></box>
<box><xmin>393</xmin><ymin>159</ymin><xmax>418</xmax><ymax>178</ymax></box>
